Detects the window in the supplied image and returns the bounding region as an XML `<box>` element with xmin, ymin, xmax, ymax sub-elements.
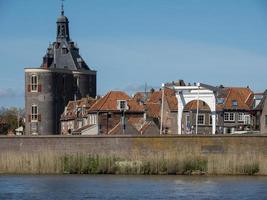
<box><xmin>244</xmin><ymin>115</ymin><xmax>251</xmax><ymax>125</ymax></box>
<box><xmin>31</xmin><ymin>105</ymin><xmax>38</xmax><ymax>122</ymax></box>
<box><xmin>209</xmin><ymin>115</ymin><xmax>212</xmax><ymax>125</ymax></box>
<box><xmin>76</xmin><ymin>77</ymin><xmax>80</xmax><ymax>87</ymax></box>
<box><xmin>117</xmin><ymin>100</ymin><xmax>128</xmax><ymax>111</ymax></box>
<box><xmin>217</xmin><ymin>98</ymin><xmax>224</xmax><ymax>104</ymax></box>
<box><xmin>88</xmin><ymin>114</ymin><xmax>97</xmax><ymax>125</ymax></box>
<box><xmin>238</xmin><ymin>113</ymin><xmax>244</xmax><ymax>122</ymax></box>
<box><xmin>186</xmin><ymin>114</ymin><xmax>190</xmax><ymax>127</ymax></box>
<box><xmin>62</xmin><ymin>47</ymin><xmax>68</xmax><ymax>54</ymax></box>
<box><xmin>224</xmin><ymin>112</ymin><xmax>235</xmax><ymax>122</ymax></box>
<box><xmin>232</xmin><ymin>100</ymin><xmax>238</xmax><ymax>108</ymax></box>
<box><xmin>31</xmin><ymin>75</ymin><xmax>38</xmax><ymax>92</ymax></box>
<box><xmin>197</xmin><ymin>114</ymin><xmax>205</xmax><ymax>125</ymax></box>
<box><xmin>120</xmin><ymin>101</ymin><xmax>126</xmax><ymax>109</ymax></box>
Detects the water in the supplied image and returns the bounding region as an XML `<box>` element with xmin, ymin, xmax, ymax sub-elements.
<box><xmin>0</xmin><ymin>175</ymin><xmax>267</xmax><ymax>200</ymax></box>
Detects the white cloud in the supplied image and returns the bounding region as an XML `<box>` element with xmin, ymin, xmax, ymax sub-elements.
<box><xmin>0</xmin><ymin>88</ymin><xmax>23</xmax><ymax>98</ymax></box>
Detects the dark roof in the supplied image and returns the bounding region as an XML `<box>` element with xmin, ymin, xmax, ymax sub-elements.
<box><xmin>73</xmin><ymin>124</ymin><xmax>96</xmax><ymax>134</ymax></box>
<box><xmin>140</xmin><ymin>120</ymin><xmax>160</xmax><ymax>135</ymax></box>
<box><xmin>255</xmin><ymin>90</ymin><xmax>267</xmax><ymax>110</ymax></box>
<box><xmin>108</xmin><ymin>119</ymin><xmax>140</xmax><ymax>135</ymax></box>
<box><xmin>41</xmin><ymin>10</ymin><xmax>95</xmax><ymax>72</ymax></box>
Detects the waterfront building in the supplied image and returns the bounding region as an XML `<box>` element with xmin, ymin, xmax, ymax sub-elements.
<box><xmin>86</xmin><ymin>91</ymin><xmax>145</xmax><ymax>135</ymax></box>
<box><xmin>255</xmin><ymin>90</ymin><xmax>267</xmax><ymax>134</ymax></box>
<box><xmin>141</xmin><ymin>81</ymin><xmax>255</xmax><ymax>134</ymax></box>
<box><xmin>60</xmin><ymin>97</ymin><xmax>97</xmax><ymax>135</ymax></box>
<box><xmin>24</xmin><ymin>6</ymin><xmax>97</xmax><ymax>135</ymax></box>
<box><xmin>61</xmin><ymin>91</ymin><xmax>159</xmax><ymax>135</ymax></box>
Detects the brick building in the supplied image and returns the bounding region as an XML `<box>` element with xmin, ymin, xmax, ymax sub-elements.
<box><xmin>61</xmin><ymin>91</ymin><xmax>160</xmax><ymax>135</ymax></box>
<box><xmin>140</xmin><ymin>82</ymin><xmax>255</xmax><ymax>134</ymax></box>
<box><xmin>24</xmin><ymin>7</ymin><xmax>96</xmax><ymax>135</ymax></box>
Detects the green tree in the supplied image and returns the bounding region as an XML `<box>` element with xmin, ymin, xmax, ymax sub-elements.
<box><xmin>0</xmin><ymin>107</ymin><xmax>25</xmax><ymax>135</ymax></box>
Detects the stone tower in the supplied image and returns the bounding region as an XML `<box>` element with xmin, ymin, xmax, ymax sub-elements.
<box><xmin>24</xmin><ymin>6</ymin><xmax>97</xmax><ymax>135</ymax></box>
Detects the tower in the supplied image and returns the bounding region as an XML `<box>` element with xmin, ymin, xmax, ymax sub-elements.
<box><xmin>24</xmin><ymin>5</ymin><xmax>97</xmax><ymax>135</ymax></box>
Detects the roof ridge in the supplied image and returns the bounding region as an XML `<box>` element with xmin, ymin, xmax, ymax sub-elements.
<box><xmin>98</xmin><ymin>92</ymin><xmax>112</xmax><ymax>111</ymax></box>
<box><xmin>245</xmin><ymin>92</ymin><xmax>253</xmax><ymax>104</ymax></box>
<box><xmin>107</xmin><ymin>122</ymin><xmax>120</xmax><ymax>134</ymax></box>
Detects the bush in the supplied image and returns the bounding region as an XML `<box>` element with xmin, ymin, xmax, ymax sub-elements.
<box><xmin>183</xmin><ymin>159</ymin><xmax>208</xmax><ymax>175</ymax></box>
<box><xmin>239</xmin><ymin>163</ymin><xmax>259</xmax><ymax>175</ymax></box>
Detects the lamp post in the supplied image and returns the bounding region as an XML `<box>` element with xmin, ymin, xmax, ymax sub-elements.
<box><xmin>160</xmin><ymin>83</ymin><xmax>165</xmax><ymax>135</ymax></box>
<box><xmin>195</xmin><ymin>83</ymin><xmax>200</xmax><ymax>135</ymax></box>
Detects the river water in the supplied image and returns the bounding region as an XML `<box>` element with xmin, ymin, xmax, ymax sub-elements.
<box><xmin>0</xmin><ymin>175</ymin><xmax>266</xmax><ymax>200</ymax></box>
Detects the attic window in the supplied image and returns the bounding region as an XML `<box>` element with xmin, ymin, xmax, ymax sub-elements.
<box><xmin>217</xmin><ymin>98</ymin><xmax>224</xmax><ymax>104</ymax></box>
<box><xmin>62</xmin><ymin>47</ymin><xmax>68</xmax><ymax>54</ymax></box>
<box><xmin>232</xmin><ymin>100</ymin><xmax>238</xmax><ymax>108</ymax></box>
<box><xmin>117</xmin><ymin>100</ymin><xmax>128</xmax><ymax>111</ymax></box>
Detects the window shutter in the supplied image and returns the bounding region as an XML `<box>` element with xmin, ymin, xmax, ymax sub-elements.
<box><xmin>38</xmin><ymin>84</ymin><xmax>42</xmax><ymax>92</ymax></box>
<box><xmin>38</xmin><ymin>114</ymin><xmax>41</xmax><ymax>122</ymax></box>
<box><xmin>28</xmin><ymin>85</ymin><xmax>31</xmax><ymax>92</ymax></box>
<box><xmin>28</xmin><ymin>115</ymin><xmax>31</xmax><ymax>122</ymax></box>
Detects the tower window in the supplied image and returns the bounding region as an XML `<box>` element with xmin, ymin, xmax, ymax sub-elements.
<box><xmin>31</xmin><ymin>105</ymin><xmax>38</xmax><ymax>122</ymax></box>
<box><xmin>76</xmin><ymin>77</ymin><xmax>80</xmax><ymax>87</ymax></box>
<box><xmin>31</xmin><ymin>75</ymin><xmax>38</xmax><ymax>92</ymax></box>
<box><xmin>62</xmin><ymin>47</ymin><xmax>68</xmax><ymax>54</ymax></box>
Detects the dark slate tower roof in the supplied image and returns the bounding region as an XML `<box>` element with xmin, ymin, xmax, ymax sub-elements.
<box><xmin>41</xmin><ymin>4</ymin><xmax>92</xmax><ymax>71</ymax></box>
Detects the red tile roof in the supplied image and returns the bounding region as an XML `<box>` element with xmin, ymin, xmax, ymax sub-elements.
<box><xmin>145</xmin><ymin>103</ymin><xmax>161</xmax><ymax>118</ymax></box>
<box><xmin>61</xmin><ymin>96</ymin><xmax>97</xmax><ymax>120</ymax></box>
<box><xmin>144</xmin><ymin>86</ymin><xmax>254</xmax><ymax>115</ymax></box>
<box><xmin>146</xmin><ymin>88</ymin><xmax>177</xmax><ymax>112</ymax></box>
<box><xmin>184</xmin><ymin>100</ymin><xmax>210</xmax><ymax>111</ymax></box>
<box><xmin>88</xmin><ymin>91</ymin><xmax>144</xmax><ymax>113</ymax></box>
<box><xmin>217</xmin><ymin>87</ymin><xmax>254</xmax><ymax>110</ymax></box>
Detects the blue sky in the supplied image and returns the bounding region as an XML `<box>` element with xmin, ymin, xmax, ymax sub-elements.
<box><xmin>0</xmin><ymin>0</ymin><xmax>267</xmax><ymax>107</ymax></box>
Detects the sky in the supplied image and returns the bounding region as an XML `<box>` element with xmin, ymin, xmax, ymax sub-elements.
<box><xmin>0</xmin><ymin>0</ymin><xmax>267</xmax><ymax>108</ymax></box>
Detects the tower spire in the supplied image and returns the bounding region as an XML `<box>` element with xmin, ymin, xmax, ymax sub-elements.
<box><xmin>56</xmin><ymin>0</ymin><xmax>69</xmax><ymax>41</ymax></box>
<box><xmin>61</xmin><ymin>0</ymin><xmax>64</xmax><ymax>16</ymax></box>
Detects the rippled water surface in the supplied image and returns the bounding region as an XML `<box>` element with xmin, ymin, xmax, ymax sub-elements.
<box><xmin>0</xmin><ymin>175</ymin><xmax>267</xmax><ymax>199</ymax></box>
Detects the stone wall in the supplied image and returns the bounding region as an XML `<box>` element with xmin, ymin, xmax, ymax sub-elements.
<box><xmin>1</xmin><ymin>135</ymin><xmax>267</xmax><ymax>174</ymax></box>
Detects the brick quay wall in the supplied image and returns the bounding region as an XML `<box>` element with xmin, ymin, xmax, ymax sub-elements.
<box><xmin>0</xmin><ymin>135</ymin><xmax>267</xmax><ymax>175</ymax></box>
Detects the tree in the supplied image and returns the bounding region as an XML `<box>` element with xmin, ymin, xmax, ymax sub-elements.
<box><xmin>0</xmin><ymin>107</ymin><xmax>25</xmax><ymax>135</ymax></box>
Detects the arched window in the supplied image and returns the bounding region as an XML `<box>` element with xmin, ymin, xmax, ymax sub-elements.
<box><xmin>31</xmin><ymin>105</ymin><xmax>38</xmax><ymax>122</ymax></box>
<box><xmin>31</xmin><ymin>75</ymin><xmax>38</xmax><ymax>92</ymax></box>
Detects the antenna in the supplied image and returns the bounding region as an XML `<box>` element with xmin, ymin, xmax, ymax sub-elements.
<box><xmin>144</xmin><ymin>82</ymin><xmax>147</xmax><ymax>100</ymax></box>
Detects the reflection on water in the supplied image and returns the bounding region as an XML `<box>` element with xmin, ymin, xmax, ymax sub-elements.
<box><xmin>0</xmin><ymin>175</ymin><xmax>267</xmax><ymax>200</ymax></box>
